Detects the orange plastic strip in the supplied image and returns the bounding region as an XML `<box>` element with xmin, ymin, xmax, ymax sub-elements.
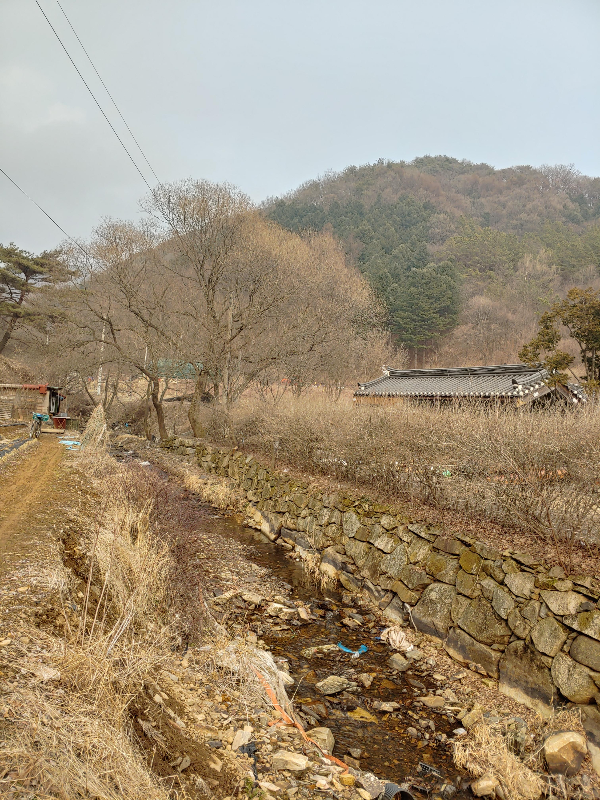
<box><xmin>253</xmin><ymin>668</ymin><xmax>350</xmax><ymax>772</ymax></box>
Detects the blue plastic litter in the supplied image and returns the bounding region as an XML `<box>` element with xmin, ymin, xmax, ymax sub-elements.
<box><xmin>337</xmin><ymin>642</ymin><xmax>368</xmax><ymax>656</ymax></box>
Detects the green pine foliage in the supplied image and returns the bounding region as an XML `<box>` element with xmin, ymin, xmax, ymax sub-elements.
<box><xmin>520</xmin><ymin>288</ymin><xmax>600</xmax><ymax>387</ymax></box>
<box><xmin>0</xmin><ymin>243</ymin><xmax>67</xmax><ymax>355</ymax></box>
<box><xmin>265</xmin><ymin>156</ymin><xmax>600</xmax><ymax>360</ymax></box>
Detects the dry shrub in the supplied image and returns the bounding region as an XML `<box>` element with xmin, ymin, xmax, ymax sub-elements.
<box><xmin>63</xmin><ymin>452</ymin><xmax>174</xmax><ymax>707</ymax></box>
<box><xmin>0</xmin><ymin>687</ymin><xmax>170</xmax><ymax>800</ymax></box>
<box><xmin>194</xmin><ymin>630</ymin><xmax>293</xmax><ymax>716</ymax></box>
<box><xmin>302</xmin><ymin>544</ymin><xmax>337</xmax><ymax>592</ymax></box>
<box><xmin>149</xmin><ymin>447</ymin><xmax>246</xmax><ymax>511</ymax></box>
<box><xmin>78</xmin><ymin>402</ymin><xmax>108</xmax><ymax>454</ymax></box>
<box><xmin>181</xmin><ymin>472</ymin><xmax>242</xmax><ymax>511</ymax></box>
<box><xmin>207</xmin><ymin>392</ymin><xmax>600</xmax><ymax>569</ymax></box>
<box><xmin>81</xmin><ymin>493</ymin><xmax>170</xmax><ymax>638</ymax></box>
<box><xmin>454</xmin><ymin>720</ymin><xmax>545</xmax><ymax>800</ymax></box>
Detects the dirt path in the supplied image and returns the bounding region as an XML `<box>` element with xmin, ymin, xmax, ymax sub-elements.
<box><xmin>0</xmin><ymin>436</ymin><xmax>63</xmax><ymax>579</ymax></box>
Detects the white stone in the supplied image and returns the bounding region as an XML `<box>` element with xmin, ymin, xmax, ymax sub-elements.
<box><xmin>540</xmin><ymin>590</ymin><xmax>587</xmax><ymax>616</ymax></box>
<box><xmin>421</xmin><ymin>695</ymin><xmax>445</xmax><ymax>708</ymax></box>
<box><xmin>461</xmin><ymin>703</ymin><xmax>483</xmax><ymax>728</ymax></box>
<box><xmin>265</xmin><ymin>602</ymin><xmax>296</xmax><ymax>619</ymax></box>
<box><xmin>307</xmin><ymin>727</ymin><xmax>335</xmax><ymax>754</ymax></box>
<box><xmin>471</xmin><ymin>774</ymin><xmax>499</xmax><ymax>796</ymax></box>
<box><xmin>315</xmin><ymin>675</ymin><xmax>352</xmax><ymax>694</ymax></box>
<box><xmin>543</xmin><ymin>731</ymin><xmax>587</xmax><ymax>776</ymax></box>
<box><xmin>178</xmin><ymin>755</ymin><xmax>191</xmax><ymax>772</ymax></box>
<box><xmin>272</xmin><ymin>750</ymin><xmax>309</xmax><ymax>771</ymax></box>
<box><xmin>232</xmin><ymin>726</ymin><xmax>252</xmax><ymax>750</ymax></box>
<box><xmin>373</xmin><ymin>700</ymin><xmax>401</xmax><ymax>712</ymax></box>
<box><xmin>241</xmin><ymin>591</ymin><xmax>263</xmax><ymax>606</ymax></box>
<box><xmin>388</xmin><ymin>653</ymin><xmax>410</xmax><ymax>671</ymax></box>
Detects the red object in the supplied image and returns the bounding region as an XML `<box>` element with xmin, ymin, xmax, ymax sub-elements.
<box><xmin>53</xmin><ymin>416</ymin><xmax>69</xmax><ymax>430</ymax></box>
<box><xmin>21</xmin><ymin>384</ymin><xmax>48</xmax><ymax>394</ymax></box>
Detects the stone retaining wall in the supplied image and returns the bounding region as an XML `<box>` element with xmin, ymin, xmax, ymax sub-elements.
<box><xmin>165</xmin><ymin>438</ymin><xmax>600</xmax><ymax>718</ymax></box>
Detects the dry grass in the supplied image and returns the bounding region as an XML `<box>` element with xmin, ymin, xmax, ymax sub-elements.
<box><xmin>454</xmin><ymin>708</ymin><xmax>594</xmax><ymax>800</ymax></box>
<box><xmin>197</xmin><ymin>392</ymin><xmax>600</xmax><ymax>571</ymax></box>
<box><xmin>147</xmin><ymin>446</ymin><xmax>246</xmax><ymax>512</ymax></box>
<box><xmin>1</xmin><ymin>415</ymin><xmax>297</xmax><ymax>800</ymax></box>
<box><xmin>180</xmin><ymin>472</ymin><xmax>243</xmax><ymax>511</ymax></box>
<box><xmin>454</xmin><ymin>719</ymin><xmax>545</xmax><ymax>800</ymax></box>
<box><xmin>1</xmin><ymin>686</ymin><xmax>171</xmax><ymax>800</ymax></box>
<box><xmin>78</xmin><ymin>403</ymin><xmax>108</xmax><ymax>453</ymax></box>
<box><xmin>0</xmin><ymin>413</ymin><xmax>176</xmax><ymax>800</ymax></box>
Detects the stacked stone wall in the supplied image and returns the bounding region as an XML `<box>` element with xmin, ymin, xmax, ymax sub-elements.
<box><xmin>164</xmin><ymin>438</ymin><xmax>600</xmax><ymax>718</ymax></box>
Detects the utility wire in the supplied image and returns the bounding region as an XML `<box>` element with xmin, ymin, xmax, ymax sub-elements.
<box><xmin>35</xmin><ymin>0</ymin><xmax>153</xmax><ymax>192</ymax></box>
<box><xmin>0</xmin><ymin>165</ymin><xmax>92</xmax><ymax>260</ymax></box>
<box><xmin>53</xmin><ymin>0</ymin><xmax>162</xmax><ymax>186</ymax></box>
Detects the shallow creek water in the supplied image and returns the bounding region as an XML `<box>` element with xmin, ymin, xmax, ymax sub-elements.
<box><xmin>210</xmin><ymin>520</ymin><xmax>469</xmax><ymax>797</ymax></box>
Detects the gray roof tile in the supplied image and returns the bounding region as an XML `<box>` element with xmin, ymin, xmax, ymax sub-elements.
<box><xmin>355</xmin><ymin>364</ymin><xmax>586</xmax><ymax>401</ymax></box>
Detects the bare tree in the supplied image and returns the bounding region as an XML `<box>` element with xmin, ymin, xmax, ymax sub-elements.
<box><xmin>144</xmin><ymin>180</ymin><xmax>384</xmax><ymax>434</ymax></box>
<box><xmin>55</xmin><ymin>180</ymin><xmax>387</xmax><ymax>439</ymax></box>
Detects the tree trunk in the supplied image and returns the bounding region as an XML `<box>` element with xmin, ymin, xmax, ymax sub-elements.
<box><xmin>150</xmin><ymin>378</ymin><xmax>168</xmax><ymax>440</ymax></box>
<box><xmin>188</xmin><ymin>376</ymin><xmax>207</xmax><ymax>438</ymax></box>
<box><xmin>0</xmin><ymin>316</ymin><xmax>17</xmax><ymax>355</ymax></box>
<box><xmin>143</xmin><ymin>383</ymin><xmax>152</xmax><ymax>440</ymax></box>
<box><xmin>0</xmin><ymin>288</ymin><xmax>25</xmax><ymax>355</ymax></box>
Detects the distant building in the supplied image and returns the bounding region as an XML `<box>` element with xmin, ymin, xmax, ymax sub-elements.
<box><xmin>0</xmin><ymin>383</ymin><xmax>65</xmax><ymax>422</ymax></box>
<box><xmin>354</xmin><ymin>364</ymin><xmax>587</xmax><ymax>407</ymax></box>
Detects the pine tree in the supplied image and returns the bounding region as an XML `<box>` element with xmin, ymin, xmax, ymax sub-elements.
<box><xmin>0</xmin><ymin>243</ymin><xmax>66</xmax><ymax>354</ymax></box>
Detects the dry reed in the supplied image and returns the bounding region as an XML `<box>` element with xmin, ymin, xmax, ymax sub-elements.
<box><xmin>454</xmin><ymin>720</ymin><xmax>545</xmax><ymax>800</ymax></box>
<box><xmin>197</xmin><ymin>392</ymin><xmax>600</xmax><ymax>570</ymax></box>
<box><xmin>0</xmin><ymin>687</ymin><xmax>171</xmax><ymax>800</ymax></box>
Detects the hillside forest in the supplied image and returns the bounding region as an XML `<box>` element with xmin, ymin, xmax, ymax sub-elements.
<box><xmin>266</xmin><ymin>156</ymin><xmax>600</xmax><ymax>372</ymax></box>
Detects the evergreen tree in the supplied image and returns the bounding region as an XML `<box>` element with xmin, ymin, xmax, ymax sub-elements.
<box><xmin>390</xmin><ymin>261</ymin><xmax>460</xmax><ymax>364</ymax></box>
<box><xmin>519</xmin><ymin>287</ymin><xmax>600</xmax><ymax>387</ymax></box>
<box><xmin>0</xmin><ymin>243</ymin><xmax>66</xmax><ymax>354</ymax></box>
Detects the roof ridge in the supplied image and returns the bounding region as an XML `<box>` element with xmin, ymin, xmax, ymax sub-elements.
<box><xmin>384</xmin><ymin>364</ymin><xmax>544</xmax><ymax>378</ymax></box>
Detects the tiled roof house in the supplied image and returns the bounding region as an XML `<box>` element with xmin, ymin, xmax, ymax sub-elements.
<box><xmin>354</xmin><ymin>364</ymin><xmax>587</xmax><ymax>406</ymax></box>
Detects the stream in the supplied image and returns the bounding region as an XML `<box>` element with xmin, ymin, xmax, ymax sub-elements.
<box><xmin>203</xmin><ymin>514</ymin><xmax>468</xmax><ymax>798</ymax></box>
<box><xmin>119</xmin><ymin>451</ymin><xmax>469</xmax><ymax>798</ymax></box>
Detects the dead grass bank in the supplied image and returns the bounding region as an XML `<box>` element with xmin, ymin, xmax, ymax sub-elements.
<box><xmin>196</xmin><ymin>393</ymin><xmax>600</xmax><ymax>572</ymax></box>
<box><xmin>0</xmin><ymin>418</ymin><xmax>250</xmax><ymax>799</ymax></box>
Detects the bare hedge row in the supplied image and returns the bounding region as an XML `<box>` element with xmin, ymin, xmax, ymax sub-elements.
<box><xmin>199</xmin><ymin>394</ymin><xmax>600</xmax><ymax>569</ymax></box>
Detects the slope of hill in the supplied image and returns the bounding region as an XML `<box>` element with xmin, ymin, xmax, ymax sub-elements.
<box><xmin>265</xmin><ymin>157</ymin><xmax>600</xmax><ymax>367</ymax></box>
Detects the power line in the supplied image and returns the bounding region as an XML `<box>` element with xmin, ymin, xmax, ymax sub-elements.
<box><xmin>35</xmin><ymin>0</ymin><xmax>153</xmax><ymax>192</ymax></box>
<box><xmin>53</xmin><ymin>0</ymin><xmax>162</xmax><ymax>186</ymax></box>
<box><xmin>0</xmin><ymin>165</ymin><xmax>92</xmax><ymax>259</ymax></box>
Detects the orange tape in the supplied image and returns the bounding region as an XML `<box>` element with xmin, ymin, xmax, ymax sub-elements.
<box><xmin>253</xmin><ymin>668</ymin><xmax>350</xmax><ymax>772</ymax></box>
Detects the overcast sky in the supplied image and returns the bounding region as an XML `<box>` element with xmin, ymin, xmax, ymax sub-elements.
<box><xmin>1</xmin><ymin>0</ymin><xmax>599</xmax><ymax>253</ymax></box>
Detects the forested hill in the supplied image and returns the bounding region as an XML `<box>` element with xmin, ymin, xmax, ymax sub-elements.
<box><xmin>265</xmin><ymin>156</ymin><xmax>600</xmax><ymax>367</ymax></box>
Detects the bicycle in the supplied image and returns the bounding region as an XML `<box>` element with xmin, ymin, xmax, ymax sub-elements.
<box><xmin>30</xmin><ymin>413</ymin><xmax>47</xmax><ymax>439</ymax></box>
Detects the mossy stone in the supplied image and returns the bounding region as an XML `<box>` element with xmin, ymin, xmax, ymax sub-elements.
<box><xmin>459</xmin><ymin>550</ymin><xmax>483</xmax><ymax>575</ymax></box>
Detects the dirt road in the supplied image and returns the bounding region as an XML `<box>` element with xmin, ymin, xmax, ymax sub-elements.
<box><xmin>0</xmin><ymin>435</ymin><xmax>63</xmax><ymax>579</ymax></box>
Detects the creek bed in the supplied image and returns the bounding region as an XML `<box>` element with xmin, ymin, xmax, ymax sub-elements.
<box><xmin>216</xmin><ymin>524</ymin><xmax>470</xmax><ymax>798</ymax></box>
<box><xmin>117</xmin><ymin>451</ymin><xmax>470</xmax><ymax>798</ymax></box>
